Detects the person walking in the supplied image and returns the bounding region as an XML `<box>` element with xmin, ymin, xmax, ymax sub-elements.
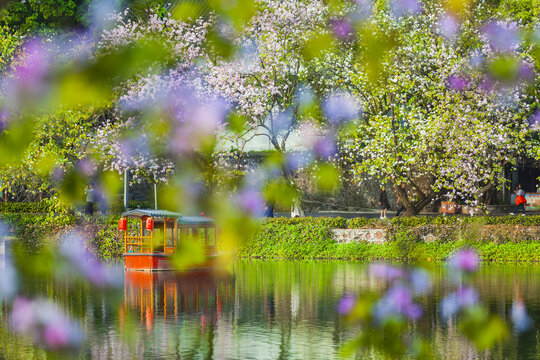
<box><xmin>379</xmin><ymin>186</ymin><xmax>390</xmax><ymax>219</ymax></box>
<box><xmin>85</xmin><ymin>184</ymin><xmax>95</xmax><ymax>216</ymax></box>
<box><xmin>510</xmin><ymin>184</ymin><xmax>527</xmax><ymax>216</ymax></box>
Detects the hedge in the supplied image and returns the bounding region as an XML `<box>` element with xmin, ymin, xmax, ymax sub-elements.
<box><xmin>238</xmin><ymin>216</ymin><xmax>540</xmax><ymax>262</ymax></box>
<box><xmin>5</xmin><ymin>214</ymin><xmax>540</xmax><ymax>262</ymax></box>
<box><xmin>0</xmin><ymin>202</ymin><xmax>52</xmax><ymax>214</ymax></box>
<box><xmin>1</xmin><ymin>214</ymin><xmax>123</xmax><ymax>259</ymax></box>
<box><xmin>0</xmin><ymin>200</ymin><xmax>154</xmax><ymax>214</ymax></box>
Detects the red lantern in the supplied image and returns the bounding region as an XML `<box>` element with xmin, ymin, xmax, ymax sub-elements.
<box><xmin>118</xmin><ymin>218</ymin><xmax>127</xmax><ymax>231</ymax></box>
<box><xmin>145</xmin><ymin>217</ymin><xmax>154</xmax><ymax>230</ymax></box>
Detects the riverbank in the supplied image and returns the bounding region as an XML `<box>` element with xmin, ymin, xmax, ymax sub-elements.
<box><xmin>238</xmin><ymin>216</ymin><xmax>540</xmax><ymax>263</ymax></box>
<box><xmin>4</xmin><ymin>214</ymin><xmax>540</xmax><ymax>262</ymax></box>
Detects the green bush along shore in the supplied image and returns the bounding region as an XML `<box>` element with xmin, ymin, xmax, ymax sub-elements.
<box><xmin>4</xmin><ymin>213</ymin><xmax>540</xmax><ymax>263</ymax></box>
<box><xmin>1</xmin><ymin>213</ymin><xmax>123</xmax><ymax>259</ymax></box>
<box><xmin>238</xmin><ymin>216</ymin><xmax>540</xmax><ymax>263</ymax></box>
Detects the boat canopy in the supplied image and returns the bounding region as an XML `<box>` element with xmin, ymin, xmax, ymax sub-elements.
<box><xmin>121</xmin><ymin>209</ymin><xmax>214</xmax><ymax>225</ymax></box>
<box><xmin>121</xmin><ymin>209</ymin><xmax>182</xmax><ymax>220</ymax></box>
<box><xmin>177</xmin><ymin>216</ymin><xmax>215</xmax><ymax>225</ymax></box>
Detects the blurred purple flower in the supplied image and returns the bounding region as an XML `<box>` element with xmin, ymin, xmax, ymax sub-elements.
<box><xmin>456</xmin><ymin>286</ymin><xmax>479</xmax><ymax>307</ymax></box>
<box><xmin>482</xmin><ymin>22</ymin><xmax>521</xmax><ymax>52</ymax></box>
<box><xmin>172</xmin><ymin>101</ymin><xmax>225</xmax><ymax>154</ymax></box>
<box><xmin>351</xmin><ymin>0</ymin><xmax>373</xmax><ymax>22</ymax></box>
<box><xmin>448</xmin><ymin>248</ymin><xmax>479</xmax><ymax>272</ymax></box>
<box><xmin>447</xmin><ymin>75</ymin><xmax>469</xmax><ymax>91</ymax></box>
<box><xmin>0</xmin><ymin>109</ymin><xmax>9</xmax><ymax>131</ymax></box>
<box><xmin>511</xmin><ymin>300</ymin><xmax>532</xmax><ymax>332</ymax></box>
<box><xmin>13</xmin><ymin>40</ymin><xmax>49</xmax><ymax>87</ymax></box>
<box><xmin>236</xmin><ymin>190</ymin><xmax>265</xmax><ymax>217</ymax></box>
<box><xmin>60</xmin><ymin>232</ymin><xmax>122</xmax><ymax>288</ymax></box>
<box><xmin>375</xmin><ymin>285</ymin><xmax>422</xmax><ymax>321</ymax></box>
<box><xmin>7</xmin><ymin>39</ymin><xmax>50</xmax><ymax>105</ymax></box>
<box><xmin>295</xmin><ymin>86</ymin><xmax>315</xmax><ymax>107</ymax></box>
<box><xmin>272</xmin><ymin>110</ymin><xmax>293</xmax><ymax>133</ymax></box>
<box><xmin>51</xmin><ymin>167</ymin><xmax>65</xmax><ymax>183</ymax></box>
<box><xmin>369</xmin><ymin>263</ymin><xmax>405</xmax><ymax>281</ymax></box>
<box><xmin>390</xmin><ymin>0</ymin><xmax>422</xmax><ymax>19</ymax></box>
<box><xmin>528</xmin><ymin>110</ymin><xmax>540</xmax><ymax>128</ymax></box>
<box><xmin>332</xmin><ymin>19</ymin><xmax>354</xmax><ymax>40</ymax></box>
<box><xmin>519</xmin><ymin>63</ymin><xmax>535</xmax><ymax>81</ymax></box>
<box><xmin>0</xmin><ymin>257</ymin><xmax>17</xmax><ymax>300</ymax></box>
<box><xmin>323</xmin><ymin>92</ymin><xmax>361</xmax><ymax>124</ymax></box>
<box><xmin>76</xmin><ymin>158</ymin><xmax>95</xmax><ymax>177</ymax></box>
<box><xmin>119</xmin><ymin>138</ymin><xmax>138</xmax><ymax>162</ymax></box>
<box><xmin>337</xmin><ymin>295</ymin><xmax>356</xmax><ymax>315</ymax></box>
<box><xmin>440</xmin><ymin>287</ymin><xmax>479</xmax><ymax>318</ymax></box>
<box><xmin>10</xmin><ymin>297</ymin><xmax>83</xmax><ymax>349</ymax></box>
<box><xmin>440</xmin><ymin>294</ymin><xmax>460</xmax><ymax>318</ymax></box>
<box><xmin>480</xmin><ymin>76</ymin><xmax>495</xmax><ymax>92</ymax></box>
<box><xmin>89</xmin><ymin>0</ymin><xmax>118</xmax><ymax>31</ymax></box>
<box><xmin>314</xmin><ymin>136</ymin><xmax>337</xmax><ymax>158</ymax></box>
<box><xmin>287</xmin><ymin>151</ymin><xmax>314</xmax><ymax>171</ymax></box>
<box><xmin>469</xmin><ymin>51</ymin><xmax>484</xmax><ymax>69</ymax></box>
<box><xmin>438</xmin><ymin>13</ymin><xmax>459</xmax><ymax>40</ymax></box>
<box><xmin>410</xmin><ymin>268</ymin><xmax>431</xmax><ymax>295</ymax></box>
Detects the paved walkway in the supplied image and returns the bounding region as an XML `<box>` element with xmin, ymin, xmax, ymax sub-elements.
<box><xmin>274</xmin><ymin>209</ymin><xmax>540</xmax><ymax>218</ymax></box>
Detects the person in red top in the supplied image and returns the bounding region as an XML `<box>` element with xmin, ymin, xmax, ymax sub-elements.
<box><xmin>510</xmin><ymin>184</ymin><xmax>527</xmax><ymax>216</ymax></box>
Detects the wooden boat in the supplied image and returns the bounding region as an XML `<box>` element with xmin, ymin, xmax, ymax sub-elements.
<box><xmin>119</xmin><ymin>209</ymin><xmax>228</xmax><ymax>272</ymax></box>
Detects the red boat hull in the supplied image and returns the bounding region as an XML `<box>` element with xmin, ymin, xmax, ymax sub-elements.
<box><xmin>124</xmin><ymin>253</ymin><xmax>232</xmax><ymax>272</ymax></box>
<box><xmin>124</xmin><ymin>253</ymin><xmax>172</xmax><ymax>271</ymax></box>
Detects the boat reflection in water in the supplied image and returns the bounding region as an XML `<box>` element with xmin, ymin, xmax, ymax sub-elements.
<box><xmin>122</xmin><ymin>270</ymin><xmax>235</xmax><ymax>331</ymax></box>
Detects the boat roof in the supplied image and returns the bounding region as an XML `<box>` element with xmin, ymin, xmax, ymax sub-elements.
<box><xmin>121</xmin><ymin>209</ymin><xmax>182</xmax><ymax>219</ymax></box>
<box><xmin>177</xmin><ymin>216</ymin><xmax>215</xmax><ymax>225</ymax></box>
<box><xmin>121</xmin><ymin>209</ymin><xmax>215</xmax><ymax>225</ymax></box>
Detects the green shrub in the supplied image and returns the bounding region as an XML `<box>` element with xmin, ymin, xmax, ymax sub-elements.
<box><xmin>0</xmin><ymin>202</ymin><xmax>52</xmax><ymax>214</ymax></box>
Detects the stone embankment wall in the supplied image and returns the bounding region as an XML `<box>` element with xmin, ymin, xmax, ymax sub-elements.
<box><xmin>331</xmin><ymin>229</ymin><xmax>388</xmax><ymax>244</ymax></box>
<box><xmin>331</xmin><ymin>226</ymin><xmax>540</xmax><ymax>245</ymax></box>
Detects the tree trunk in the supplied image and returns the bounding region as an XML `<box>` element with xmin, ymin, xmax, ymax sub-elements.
<box><xmin>395</xmin><ymin>184</ymin><xmax>436</xmax><ymax>216</ymax></box>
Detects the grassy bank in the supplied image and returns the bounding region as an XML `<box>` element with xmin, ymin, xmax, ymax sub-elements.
<box><xmin>1</xmin><ymin>214</ymin><xmax>123</xmax><ymax>259</ymax></box>
<box><xmin>238</xmin><ymin>216</ymin><xmax>540</xmax><ymax>263</ymax></box>
<box><xmin>4</xmin><ymin>214</ymin><xmax>540</xmax><ymax>262</ymax></box>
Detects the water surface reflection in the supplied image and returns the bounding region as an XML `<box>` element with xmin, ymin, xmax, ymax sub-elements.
<box><xmin>1</xmin><ymin>261</ymin><xmax>540</xmax><ymax>359</ymax></box>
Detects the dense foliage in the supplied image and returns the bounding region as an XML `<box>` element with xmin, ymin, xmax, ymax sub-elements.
<box><xmin>0</xmin><ymin>0</ymin><xmax>538</xmax><ymax>356</ymax></box>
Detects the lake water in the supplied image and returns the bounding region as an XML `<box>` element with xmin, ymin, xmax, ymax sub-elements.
<box><xmin>1</xmin><ymin>261</ymin><xmax>540</xmax><ymax>359</ymax></box>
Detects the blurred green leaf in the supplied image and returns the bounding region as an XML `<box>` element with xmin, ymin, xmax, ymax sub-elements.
<box><xmin>171</xmin><ymin>237</ymin><xmax>206</xmax><ymax>271</ymax></box>
<box><xmin>172</xmin><ymin>1</ymin><xmax>201</xmax><ymax>21</ymax></box>
<box><xmin>487</xmin><ymin>56</ymin><xmax>520</xmax><ymax>82</ymax></box>
<box><xmin>207</xmin><ymin>28</ymin><xmax>235</xmax><ymax>59</ymax></box>
<box><xmin>227</xmin><ymin>111</ymin><xmax>249</xmax><ymax>134</ymax></box>
<box><xmin>459</xmin><ymin>306</ymin><xmax>509</xmax><ymax>350</ymax></box>
<box><xmin>263</xmin><ymin>179</ymin><xmax>297</xmax><ymax>208</ymax></box>
<box><xmin>302</xmin><ymin>32</ymin><xmax>334</xmax><ymax>60</ymax></box>
<box><xmin>0</xmin><ymin>116</ymin><xmax>35</xmax><ymax>166</ymax></box>
<box><xmin>314</xmin><ymin>163</ymin><xmax>341</xmax><ymax>193</ymax></box>
<box><xmin>99</xmin><ymin>171</ymin><xmax>122</xmax><ymax>208</ymax></box>
<box><xmin>55</xmin><ymin>40</ymin><xmax>169</xmax><ymax>108</ymax></box>
<box><xmin>58</xmin><ymin>168</ymin><xmax>85</xmax><ymax>206</ymax></box>
<box><xmin>208</xmin><ymin>0</ymin><xmax>255</xmax><ymax>29</ymax></box>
